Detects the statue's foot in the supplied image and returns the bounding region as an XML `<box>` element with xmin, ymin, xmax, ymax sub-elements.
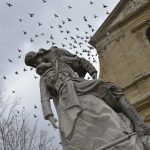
<box><xmin>135</xmin><ymin>122</ymin><xmax>150</xmax><ymax>136</ymax></box>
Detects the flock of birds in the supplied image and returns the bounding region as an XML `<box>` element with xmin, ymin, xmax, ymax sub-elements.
<box><xmin>1</xmin><ymin>1</ymin><xmax>114</xmax><ymax>149</ymax></box>
<box><xmin>3</xmin><ymin>0</ymin><xmax>112</xmax><ymax>120</ymax></box>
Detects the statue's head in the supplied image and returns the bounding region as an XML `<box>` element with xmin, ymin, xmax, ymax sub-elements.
<box><xmin>24</xmin><ymin>51</ymin><xmax>37</xmax><ymax>68</ymax></box>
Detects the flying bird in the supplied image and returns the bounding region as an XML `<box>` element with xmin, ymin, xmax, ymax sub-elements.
<box><xmin>30</xmin><ymin>38</ymin><xmax>34</xmax><ymax>42</ymax></box>
<box><xmin>46</xmin><ymin>40</ymin><xmax>50</xmax><ymax>44</ymax></box>
<box><xmin>52</xmin><ymin>42</ymin><xmax>56</xmax><ymax>45</ymax></box>
<box><xmin>61</xmin><ymin>44</ymin><xmax>66</xmax><ymax>47</ymax></box>
<box><xmin>8</xmin><ymin>59</ymin><xmax>13</xmax><ymax>62</ymax></box>
<box><xmin>58</xmin><ymin>25</ymin><xmax>62</xmax><ymax>28</ymax></box>
<box><xmin>91</xmin><ymin>28</ymin><xmax>95</xmax><ymax>32</ymax></box>
<box><xmin>88</xmin><ymin>24</ymin><xmax>92</xmax><ymax>28</ymax></box>
<box><xmin>62</xmin><ymin>20</ymin><xmax>65</xmax><ymax>24</ymax></box>
<box><xmin>23</xmin><ymin>31</ymin><xmax>27</xmax><ymax>35</ymax></box>
<box><xmin>83</xmin><ymin>16</ymin><xmax>87</xmax><ymax>22</ymax></box>
<box><xmin>34</xmin><ymin>114</ymin><xmax>38</xmax><ymax>118</ymax></box>
<box><xmin>23</xmin><ymin>68</ymin><xmax>27</xmax><ymax>72</ymax></box>
<box><xmin>54</xmin><ymin>14</ymin><xmax>58</xmax><ymax>18</ymax></box>
<box><xmin>17</xmin><ymin>49</ymin><xmax>22</xmax><ymax>52</ymax></box>
<box><xmin>103</xmin><ymin>4</ymin><xmax>108</xmax><ymax>8</ymax></box>
<box><xmin>106</xmin><ymin>11</ymin><xmax>110</xmax><ymax>15</ymax></box>
<box><xmin>18</xmin><ymin>55</ymin><xmax>21</xmax><ymax>59</ymax></box>
<box><xmin>94</xmin><ymin>15</ymin><xmax>98</xmax><ymax>18</ymax></box>
<box><xmin>41</xmin><ymin>33</ymin><xmax>45</xmax><ymax>36</ymax></box>
<box><xmin>50</xmin><ymin>34</ymin><xmax>54</xmax><ymax>40</ymax></box>
<box><xmin>35</xmin><ymin>34</ymin><xmax>39</xmax><ymax>38</ymax></box>
<box><xmin>6</xmin><ymin>3</ymin><xmax>13</xmax><ymax>7</ymax></box>
<box><xmin>75</xmin><ymin>28</ymin><xmax>79</xmax><ymax>31</ymax></box>
<box><xmin>38</xmin><ymin>22</ymin><xmax>42</xmax><ymax>26</ymax></box>
<box><xmin>34</xmin><ymin>105</ymin><xmax>37</xmax><ymax>109</ymax></box>
<box><xmin>67</xmin><ymin>6</ymin><xmax>72</xmax><ymax>9</ymax></box>
<box><xmin>28</xmin><ymin>13</ymin><xmax>34</xmax><ymax>17</ymax></box>
<box><xmin>66</xmin><ymin>30</ymin><xmax>70</xmax><ymax>34</ymax></box>
<box><xmin>34</xmin><ymin>75</ymin><xmax>38</xmax><ymax>79</ymax></box>
<box><xmin>12</xmin><ymin>90</ymin><xmax>15</xmax><ymax>93</ymax></box>
<box><xmin>19</xmin><ymin>18</ymin><xmax>23</xmax><ymax>22</ymax></box>
<box><xmin>3</xmin><ymin>76</ymin><xmax>7</xmax><ymax>79</ymax></box>
<box><xmin>67</xmin><ymin>18</ymin><xmax>72</xmax><ymax>22</ymax></box>
<box><xmin>60</xmin><ymin>30</ymin><xmax>64</xmax><ymax>33</ymax></box>
<box><xmin>90</xmin><ymin>1</ymin><xmax>93</xmax><ymax>5</ymax></box>
<box><xmin>15</xmin><ymin>71</ymin><xmax>18</xmax><ymax>75</ymax></box>
<box><xmin>42</xmin><ymin>0</ymin><xmax>47</xmax><ymax>3</ymax></box>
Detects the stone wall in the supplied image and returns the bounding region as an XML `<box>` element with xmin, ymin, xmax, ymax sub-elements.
<box><xmin>90</xmin><ymin>1</ymin><xmax>150</xmax><ymax>123</ymax></box>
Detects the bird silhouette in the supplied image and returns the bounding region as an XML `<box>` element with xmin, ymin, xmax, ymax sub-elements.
<box><xmin>34</xmin><ymin>75</ymin><xmax>38</xmax><ymax>79</ymax></box>
<box><xmin>83</xmin><ymin>16</ymin><xmax>87</xmax><ymax>22</ymax></box>
<box><xmin>41</xmin><ymin>33</ymin><xmax>45</xmax><ymax>36</ymax></box>
<box><xmin>34</xmin><ymin>114</ymin><xmax>38</xmax><ymax>118</ymax></box>
<box><xmin>106</xmin><ymin>11</ymin><xmax>110</xmax><ymax>15</ymax></box>
<box><xmin>62</xmin><ymin>20</ymin><xmax>65</xmax><ymax>24</ymax></box>
<box><xmin>17</xmin><ymin>49</ymin><xmax>22</xmax><ymax>52</ymax></box>
<box><xmin>75</xmin><ymin>28</ymin><xmax>79</xmax><ymax>31</ymax></box>
<box><xmin>94</xmin><ymin>14</ymin><xmax>98</xmax><ymax>18</ymax></box>
<box><xmin>38</xmin><ymin>22</ymin><xmax>42</xmax><ymax>26</ymax></box>
<box><xmin>34</xmin><ymin>105</ymin><xmax>37</xmax><ymax>109</ymax></box>
<box><xmin>35</xmin><ymin>34</ymin><xmax>39</xmax><ymax>38</ymax></box>
<box><xmin>19</xmin><ymin>18</ymin><xmax>23</xmax><ymax>22</ymax></box>
<box><xmin>12</xmin><ymin>90</ymin><xmax>15</xmax><ymax>93</ymax></box>
<box><xmin>67</xmin><ymin>18</ymin><xmax>72</xmax><ymax>22</ymax></box>
<box><xmin>50</xmin><ymin>34</ymin><xmax>54</xmax><ymax>40</ymax></box>
<box><xmin>8</xmin><ymin>59</ymin><xmax>13</xmax><ymax>62</ymax></box>
<box><xmin>46</xmin><ymin>40</ymin><xmax>50</xmax><ymax>44</ymax></box>
<box><xmin>67</xmin><ymin>6</ymin><xmax>72</xmax><ymax>9</ymax></box>
<box><xmin>103</xmin><ymin>4</ymin><xmax>108</xmax><ymax>8</ymax></box>
<box><xmin>90</xmin><ymin>1</ymin><xmax>93</xmax><ymax>5</ymax></box>
<box><xmin>42</xmin><ymin>0</ymin><xmax>47</xmax><ymax>3</ymax></box>
<box><xmin>6</xmin><ymin>3</ymin><xmax>13</xmax><ymax>7</ymax></box>
<box><xmin>23</xmin><ymin>31</ymin><xmax>27</xmax><ymax>35</ymax></box>
<box><xmin>28</xmin><ymin>13</ymin><xmax>34</xmax><ymax>17</ymax></box>
<box><xmin>18</xmin><ymin>55</ymin><xmax>21</xmax><ymax>58</ymax></box>
<box><xmin>30</xmin><ymin>38</ymin><xmax>34</xmax><ymax>42</ymax></box>
<box><xmin>3</xmin><ymin>76</ymin><xmax>7</xmax><ymax>79</ymax></box>
<box><xmin>54</xmin><ymin>14</ymin><xmax>58</xmax><ymax>18</ymax></box>
<box><xmin>15</xmin><ymin>71</ymin><xmax>18</xmax><ymax>75</ymax></box>
<box><xmin>66</xmin><ymin>30</ymin><xmax>70</xmax><ymax>34</ymax></box>
<box><xmin>23</xmin><ymin>68</ymin><xmax>27</xmax><ymax>72</ymax></box>
<box><xmin>58</xmin><ymin>25</ymin><xmax>62</xmax><ymax>28</ymax></box>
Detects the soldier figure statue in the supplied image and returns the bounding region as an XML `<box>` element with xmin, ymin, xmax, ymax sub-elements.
<box><xmin>25</xmin><ymin>46</ymin><xmax>150</xmax><ymax>150</ymax></box>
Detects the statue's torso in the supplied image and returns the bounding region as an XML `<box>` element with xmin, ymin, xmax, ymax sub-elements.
<box><xmin>40</xmin><ymin>60</ymin><xmax>79</xmax><ymax>93</ymax></box>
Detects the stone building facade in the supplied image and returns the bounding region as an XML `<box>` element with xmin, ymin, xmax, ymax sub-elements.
<box><xmin>89</xmin><ymin>0</ymin><xmax>150</xmax><ymax>123</ymax></box>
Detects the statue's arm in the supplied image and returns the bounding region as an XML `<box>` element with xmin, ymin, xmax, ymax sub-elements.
<box><xmin>78</xmin><ymin>57</ymin><xmax>97</xmax><ymax>77</ymax></box>
<box><xmin>40</xmin><ymin>77</ymin><xmax>54</xmax><ymax>120</ymax></box>
<box><xmin>60</xmin><ymin>55</ymin><xmax>97</xmax><ymax>77</ymax></box>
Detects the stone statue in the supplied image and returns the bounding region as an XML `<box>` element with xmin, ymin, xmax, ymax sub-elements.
<box><xmin>25</xmin><ymin>47</ymin><xmax>150</xmax><ymax>150</ymax></box>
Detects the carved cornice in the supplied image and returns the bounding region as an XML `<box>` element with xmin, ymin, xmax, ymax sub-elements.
<box><xmin>134</xmin><ymin>93</ymin><xmax>150</xmax><ymax>111</ymax></box>
<box><xmin>131</xmin><ymin>18</ymin><xmax>150</xmax><ymax>32</ymax></box>
<box><xmin>122</xmin><ymin>72</ymin><xmax>150</xmax><ymax>91</ymax></box>
<box><xmin>89</xmin><ymin>0</ymin><xmax>150</xmax><ymax>46</ymax></box>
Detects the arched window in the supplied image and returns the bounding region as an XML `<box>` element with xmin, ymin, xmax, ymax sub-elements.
<box><xmin>146</xmin><ymin>27</ymin><xmax>150</xmax><ymax>42</ymax></box>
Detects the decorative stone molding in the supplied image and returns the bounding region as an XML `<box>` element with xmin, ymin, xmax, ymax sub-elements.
<box><xmin>122</xmin><ymin>72</ymin><xmax>150</xmax><ymax>91</ymax></box>
<box><xmin>110</xmin><ymin>0</ymin><xmax>149</xmax><ymax>29</ymax></box>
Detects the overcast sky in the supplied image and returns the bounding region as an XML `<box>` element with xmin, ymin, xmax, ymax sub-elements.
<box><xmin>0</xmin><ymin>0</ymin><xmax>119</xmax><ymax>149</ymax></box>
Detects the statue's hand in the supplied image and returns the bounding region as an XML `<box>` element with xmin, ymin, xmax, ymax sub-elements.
<box><xmin>48</xmin><ymin>116</ymin><xmax>59</xmax><ymax>129</ymax></box>
<box><xmin>91</xmin><ymin>72</ymin><xmax>97</xmax><ymax>79</ymax></box>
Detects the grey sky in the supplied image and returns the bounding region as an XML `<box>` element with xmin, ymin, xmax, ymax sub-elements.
<box><xmin>0</xmin><ymin>0</ymin><xmax>119</xmax><ymax>149</ymax></box>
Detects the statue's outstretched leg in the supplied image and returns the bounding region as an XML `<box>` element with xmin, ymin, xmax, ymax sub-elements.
<box><xmin>118</xmin><ymin>96</ymin><xmax>150</xmax><ymax>136</ymax></box>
